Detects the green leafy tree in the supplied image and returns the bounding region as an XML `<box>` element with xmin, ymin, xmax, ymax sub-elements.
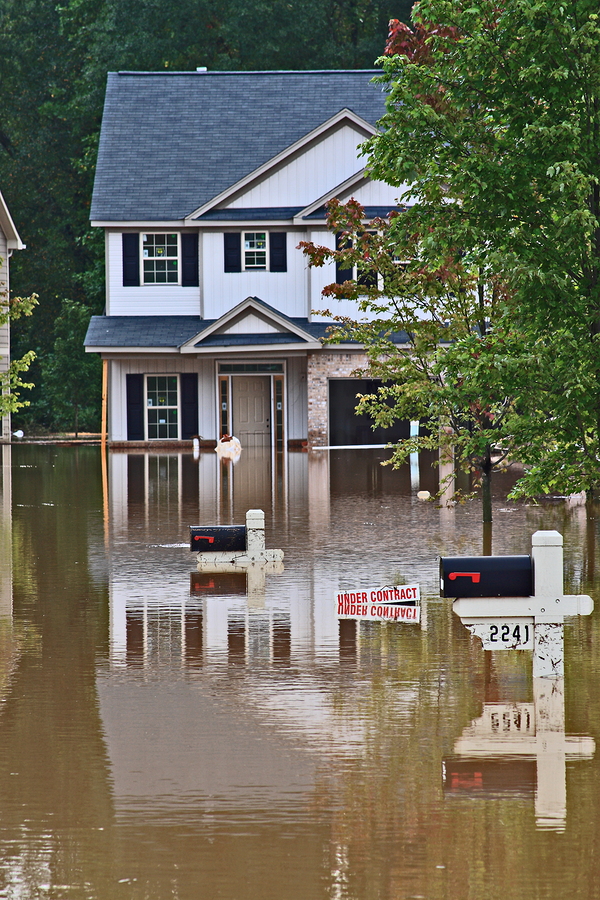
<box><xmin>41</xmin><ymin>300</ymin><xmax>102</xmax><ymax>437</ymax></box>
<box><xmin>300</xmin><ymin>199</ymin><xmax>539</xmax><ymax>522</ymax></box>
<box><xmin>0</xmin><ymin>272</ymin><xmax>37</xmax><ymax>416</ymax></box>
<box><xmin>361</xmin><ymin>1</ymin><xmax>600</xmax><ymax>498</ymax></box>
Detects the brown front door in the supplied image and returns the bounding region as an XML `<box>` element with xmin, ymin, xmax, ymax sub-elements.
<box><xmin>231</xmin><ymin>376</ymin><xmax>271</xmax><ymax>448</ymax></box>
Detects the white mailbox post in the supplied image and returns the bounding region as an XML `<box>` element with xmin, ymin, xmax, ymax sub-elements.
<box><xmin>452</xmin><ymin>531</ymin><xmax>593</xmax><ymax>677</ymax></box>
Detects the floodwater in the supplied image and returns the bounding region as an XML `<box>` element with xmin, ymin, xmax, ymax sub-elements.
<box><xmin>0</xmin><ymin>444</ymin><xmax>599</xmax><ymax>899</ymax></box>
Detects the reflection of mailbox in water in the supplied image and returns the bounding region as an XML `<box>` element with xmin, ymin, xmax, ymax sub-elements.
<box><xmin>189</xmin><ymin>525</ymin><xmax>246</xmax><ymax>552</ymax></box>
<box><xmin>442</xmin><ymin>757</ymin><xmax>536</xmax><ymax>798</ymax></box>
<box><xmin>189</xmin><ymin>571</ymin><xmax>247</xmax><ymax>595</ymax></box>
<box><xmin>440</xmin><ymin>555</ymin><xmax>532</xmax><ymax>598</ymax></box>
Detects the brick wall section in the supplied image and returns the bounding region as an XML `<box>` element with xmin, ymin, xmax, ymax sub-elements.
<box><xmin>307</xmin><ymin>350</ymin><xmax>369</xmax><ymax>448</ymax></box>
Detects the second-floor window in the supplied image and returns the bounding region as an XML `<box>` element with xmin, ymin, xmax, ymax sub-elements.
<box><xmin>122</xmin><ymin>232</ymin><xmax>199</xmax><ymax>287</ymax></box>
<box><xmin>223</xmin><ymin>232</ymin><xmax>287</xmax><ymax>273</ymax></box>
<box><xmin>142</xmin><ymin>233</ymin><xmax>178</xmax><ymax>284</ymax></box>
<box><xmin>335</xmin><ymin>232</ymin><xmax>378</xmax><ymax>288</ymax></box>
<box><xmin>243</xmin><ymin>232</ymin><xmax>267</xmax><ymax>269</ymax></box>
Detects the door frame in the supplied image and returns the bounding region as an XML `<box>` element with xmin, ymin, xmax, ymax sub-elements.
<box><xmin>216</xmin><ymin>361</ymin><xmax>286</xmax><ymax>450</ymax></box>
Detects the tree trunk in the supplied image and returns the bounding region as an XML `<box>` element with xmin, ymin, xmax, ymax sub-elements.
<box><xmin>482</xmin><ymin>521</ymin><xmax>492</xmax><ymax>556</ymax></box>
<box><xmin>481</xmin><ymin>468</ymin><xmax>492</xmax><ymax>525</ymax></box>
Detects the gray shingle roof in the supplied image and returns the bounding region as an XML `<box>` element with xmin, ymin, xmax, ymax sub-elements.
<box><xmin>91</xmin><ymin>70</ymin><xmax>387</xmax><ymax>222</ymax></box>
<box><xmin>83</xmin><ymin>314</ymin><xmax>330</xmax><ymax>348</ymax></box>
<box><xmin>84</xmin><ymin>315</ymin><xmax>204</xmax><ymax>347</ymax></box>
<box><xmin>198</xmin><ymin>207</ymin><xmax>303</xmax><ymax>221</ymax></box>
<box><xmin>84</xmin><ymin>313</ymin><xmax>410</xmax><ymax>349</ymax></box>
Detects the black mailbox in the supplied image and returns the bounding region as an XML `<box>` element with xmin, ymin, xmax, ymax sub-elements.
<box><xmin>189</xmin><ymin>525</ymin><xmax>246</xmax><ymax>552</ymax></box>
<box><xmin>440</xmin><ymin>555</ymin><xmax>532</xmax><ymax>598</ymax></box>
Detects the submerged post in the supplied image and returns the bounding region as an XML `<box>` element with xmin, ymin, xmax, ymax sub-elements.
<box><xmin>246</xmin><ymin>509</ymin><xmax>266</xmax><ymax>553</ymax></box>
<box><xmin>532</xmin><ymin>531</ymin><xmax>564</xmax><ymax>678</ymax></box>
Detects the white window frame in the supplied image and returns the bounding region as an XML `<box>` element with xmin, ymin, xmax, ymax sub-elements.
<box><xmin>141</xmin><ymin>232</ymin><xmax>180</xmax><ymax>285</ymax></box>
<box><xmin>242</xmin><ymin>231</ymin><xmax>268</xmax><ymax>271</ymax></box>
<box><xmin>145</xmin><ymin>375</ymin><xmax>180</xmax><ymax>440</ymax></box>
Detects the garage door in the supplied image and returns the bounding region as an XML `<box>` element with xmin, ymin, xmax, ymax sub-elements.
<box><xmin>328</xmin><ymin>379</ymin><xmax>412</xmax><ymax>446</ymax></box>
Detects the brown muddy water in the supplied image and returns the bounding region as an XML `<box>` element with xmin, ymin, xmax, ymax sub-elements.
<box><xmin>0</xmin><ymin>443</ymin><xmax>599</xmax><ymax>899</ymax></box>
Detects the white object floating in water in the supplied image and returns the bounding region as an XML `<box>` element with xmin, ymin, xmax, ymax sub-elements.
<box><xmin>215</xmin><ymin>433</ymin><xmax>242</xmax><ymax>461</ymax></box>
<box><xmin>417</xmin><ymin>490</ymin><xmax>431</xmax><ymax>500</ymax></box>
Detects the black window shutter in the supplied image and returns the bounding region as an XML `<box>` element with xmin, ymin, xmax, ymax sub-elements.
<box><xmin>224</xmin><ymin>233</ymin><xmax>241</xmax><ymax>272</ymax></box>
<box><xmin>180</xmin><ymin>373</ymin><xmax>199</xmax><ymax>439</ymax></box>
<box><xmin>269</xmin><ymin>232</ymin><xmax>287</xmax><ymax>272</ymax></box>
<box><xmin>122</xmin><ymin>233</ymin><xmax>140</xmax><ymax>286</ymax></box>
<box><xmin>181</xmin><ymin>233</ymin><xmax>199</xmax><ymax>286</ymax></box>
<box><xmin>335</xmin><ymin>233</ymin><xmax>353</xmax><ymax>284</ymax></box>
<box><xmin>126</xmin><ymin>374</ymin><xmax>144</xmax><ymax>440</ymax></box>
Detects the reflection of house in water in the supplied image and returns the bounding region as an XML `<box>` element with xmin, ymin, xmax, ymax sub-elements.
<box><xmin>105</xmin><ymin>446</ymin><xmax>438</xmax><ymax>670</ymax></box>
<box><xmin>110</xmin><ymin>447</ymin><xmax>308</xmax><ymax>536</ymax></box>
<box><xmin>99</xmin><ymin>446</ymin><xmax>435</xmax><ymax>828</ymax></box>
<box><xmin>101</xmin><ymin>435</ymin><xmax>467</xmax><ymax>701</ymax></box>
<box><xmin>107</xmin><ymin>448</ymin><xmax>337</xmax><ymax>669</ymax></box>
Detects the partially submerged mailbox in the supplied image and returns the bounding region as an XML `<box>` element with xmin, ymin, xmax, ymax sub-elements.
<box><xmin>189</xmin><ymin>509</ymin><xmax>284</xmax><ymax>569</ymax></box>
<box><xmin>442</xmin><ymin>532</ymin><xmax>594</xmax><ymax>678</ymax></box>
<box><xmin>189</xmin><ymin>525</ymin><xmax>246</xmax><ymax>552</ymax></box>
<box><xmin>440</xmin><ymin>555</ymin><xmax>532</xmax><ymax>598</ymax></box>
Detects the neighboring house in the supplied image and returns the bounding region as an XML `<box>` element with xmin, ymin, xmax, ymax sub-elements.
<box><xmin>85</xmin><ymin>70</ymin><xmax>410</xmax><ymax>448</ymax></box>
<box><xmin>0</xmin><ymin>191</ymin><xmax>25</xmax><ymax>442</ymax></box>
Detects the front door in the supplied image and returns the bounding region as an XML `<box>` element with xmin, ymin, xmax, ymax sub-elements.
<box><xmin>231</xmin><ymin>376</ymin><xmax>271</xmax><ymax>448</ymax></box>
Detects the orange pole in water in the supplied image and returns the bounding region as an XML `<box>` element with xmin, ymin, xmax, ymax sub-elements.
<box><xmin>101</xmin><ymin>359</ymin><xmax>109</xmax><ymax>548</ymax></box>
<box><xmin>101</xmin><ymin>359</ymin><xmax>108</xmax><ymax>446</ymax></box>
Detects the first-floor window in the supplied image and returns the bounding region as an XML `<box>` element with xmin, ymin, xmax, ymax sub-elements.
<box><xmin>142</xmin><ymin>233</ymin><xmax>179</xmax><ymax>283</ymax></box>
<box><xmin>147</xmin><ymin>376</ymin><xmax>178</xmax><ymax>438</ymax></box>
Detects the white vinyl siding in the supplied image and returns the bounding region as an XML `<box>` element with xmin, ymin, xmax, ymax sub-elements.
<box><xmin>0</xmin><ymin>229</ymin><xmax>9</xmax><ymax>441</ymax></box>
<box><xmin>203</xmin><ymin>230</ymin><xmax>308</xmax><ymax>319</ymax></box>
<box><xmin>225</xmin><ymin>125</ymin><xmax>368</xmax><ymax>209</ymax></box>
<box><xmin>286</xmin><ymin>356</ymin><xmax>307</xmax><ymax>441</ymax></box>
<box><xmin>340</xmin><ymin>178</ymin><xmax>410</xmax><ymax>207</ymax></box>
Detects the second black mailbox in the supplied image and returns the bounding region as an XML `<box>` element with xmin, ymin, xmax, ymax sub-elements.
<box><xmin>190</xmin><ymin>525</ymin><xmax>246</xmax><ymax>552</ymax></box>
<box><xmin>440</xmin><ymin>555</ymin><xmax>532</xmax><ymax>598</ymax></box>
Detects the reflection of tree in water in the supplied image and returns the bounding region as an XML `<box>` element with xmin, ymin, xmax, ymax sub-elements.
<box><xmin>0</xmin><ymin>446</ymin><xmax>115</xmax><ymax>896</ymax></box>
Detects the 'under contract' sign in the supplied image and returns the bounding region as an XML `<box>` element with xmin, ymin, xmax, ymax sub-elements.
<box><xmin>337</xmin><ymin>584</ymin><xmax>421</xmax><ymax>623</ymax></box>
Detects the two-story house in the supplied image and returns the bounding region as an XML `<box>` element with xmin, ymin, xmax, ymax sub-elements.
<box><xmin>85</xmin><ymin>70</ymin><xmax>410</xmax><ymax>448</ymax></box>
<box><xmin>0</xmin><ymin>190</ymin><xmax>25</xmax><ymax>442</ymax></box>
